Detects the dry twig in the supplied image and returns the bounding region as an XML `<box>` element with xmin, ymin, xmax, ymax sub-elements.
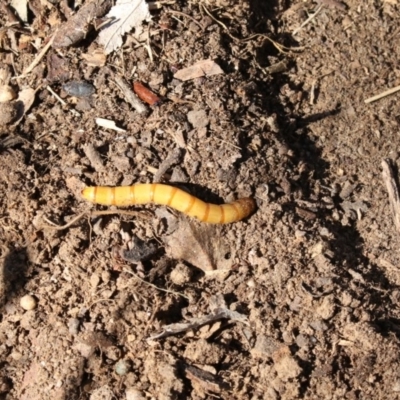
<box><xmin>201</xmin><ymin>5</ymin><xmax>294</xmax><ymax>54</ymax></box>
<box><xmin>293</xmin><ymin>5</ymin><xmax>324</xmax><ymax>35</ymax></box>
<box><xmin>21</xmin><ymin>32</ymin><xmax>56</xmax><ymax>76</ymax></box>
<box><xmin>365</xmin><ymin>84</ymin><xmax>400</xmax><ymax>104</ymax></box>
<box><xmin>153</xmin><ymin>147</ymin><xmax>183</xmax><ymax>182</ymax></box>
<box><xmin>114</xmin><ymin>74</ymin><xmax>148</xmax><ymax>114</ymax></box>
<box><xmin>42</xmin><ymin>209</ymin><xmax>151</xmax><ymax>231</ymax></box>
<box><xmin>46</xmin><ymin>85</ymin><xmax>67</xmax><ymax>106</ymax></box>
<box><xmin>46</xmin><ymin>85</ymin><xmax>81</xmax><ymax>118</ymax></box>
<box><xmin>123</xmin><ymin>268</ymin><xmax>189</xmax><ymax>299</ymax></box>
<box><xmin>167</xmin><ymin>10</ymin><xmax>204</xmax><ymax>30</ymax></box>
<box><xmin>147</xmin><ymin>294</ymin><xmax>248</xmax><ymax>340</ymax></box>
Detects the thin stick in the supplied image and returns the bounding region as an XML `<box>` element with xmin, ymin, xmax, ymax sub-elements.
<box><xmin>22</xmin><ymin>32</ymin><xmax>56</xmax><ymax>76</ymax></box>
<box><xmin>167</xmin><ymin>10</ymin><xmax>204</xmax><ymax>30</ymax></box>
<box><xmin>310</xmin><ymin>80</ymin><xmax>317</xmax><ymax>105</ymax></box>
<box><xmin>201</xmin><ymin>5</ymin><xmax>292</xmax><ymax>54</ymax></box>
<box><xmin>43</xmin><ymin>212</ymin><xmax>87</xmax><ymax>230</ymax></box>
<box><xmin>42</xmin><ymin>209</ymin><xmax>151</xmax><ymax>231</ymax></box>
<box><xmin>46</xmin><ymin>85</ymin><xmax>67</xmax><ymax>106</ymax></box>
<box><xmin>293</xmin><ymin>5</ymin><xmax>324</xmax><ymax>35</ymax></box>
<box><xmin>214</xmin><ymin>137</ymin><xmax>241</xmax><ymax>150</ymax></box>
<box><xmin>46</xmin><ymin>85</ymin><xmax>81</xmax><ymax>117</ymax></box>
<box><xmin>365</xmin><ymin>84</ymin><xmax>400</xmax><ymax>104</ymax></box>
<box><xmin>89</xmin><ymin>298</ymin><xmax>116</xmax><ymax>309</ymax></box>
<box><xmin>123</xmin><ymin>268</ymin><xmax>189</xmax><ymax>299</ymax></box>
<box><xmin>92</xmin><ymin>210</ymin><xmax>150</xmax><ymax>218</ymax></box>
<box><xmin>144</xmin><ymin>26</ymin><xmax>154</xmax><ymax>63</ymax></box>
<box><xmin>114</xmin><ymin>74</ymin><xmax>148</xmax><ymax>114</ymax></box>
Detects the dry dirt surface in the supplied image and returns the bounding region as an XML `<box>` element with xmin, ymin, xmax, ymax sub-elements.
<box><xmin>1</xmin><ymin>0</ymin><xmax>400</xmax><ymax>399</ymax></box>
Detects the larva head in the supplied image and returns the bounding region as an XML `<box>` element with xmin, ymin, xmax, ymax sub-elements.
<box><xmin>82</xmin><ymin>187</ymin><xmax>96</xmax><ymax>203</ymax></box>
<box><xmin>235</xmin><ymin>197</ymin><xmax>257</xmax><ymax>219</ymax></box>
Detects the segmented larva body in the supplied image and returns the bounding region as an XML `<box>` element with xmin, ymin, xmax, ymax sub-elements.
<box><xmin>82</xmin><ymin>184</ymin><xmax>255</xmax><ymax>224</ymax></box>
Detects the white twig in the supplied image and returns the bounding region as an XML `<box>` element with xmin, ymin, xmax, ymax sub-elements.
<box><xmin>365</xmin><ymin>84</ymin><xmax>400</xmax><ymax>104</ymax></box>
<box><xmin>46</xmin><ymin>85</ymin><xmax>81</xmax><ymax>117</ymax></box>
<box><xmin>293</xmin><ymin>5</ymin><xmax>323</xmax><ymax>35</ymax></box>
<box><xmin>22</xmin><ymin>32</ymin><xmax>57</xmax><ymax>76</ymax></box>
<box><xmin>46</xmin><ymin>85</ymin><xmax>66</xmax><ymax>106</ymax></box>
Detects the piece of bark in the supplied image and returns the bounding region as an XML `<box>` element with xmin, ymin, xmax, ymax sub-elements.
<box><xmin>53</xmin><ymin>0</ymin><xmax>113</xmax><ymax>48</ymax></box>
<box><xmin>382</xmin><ymin>159</ymin><xmax>400</xmax><ymax>232</ymax></box>
<box><xmin>83</xmin><ymin>144</ymin><xmax>104</xmax><ymax>172</ymax></box>
<box><xmin>153</xmin><ymin>148</ymin><xmax>183</xmax><ymax>182</ymax></box>
<box><xmin>184</xmin><ymin>365</ymin><xmax>229</xmax><ymax>394</ymax></box>
<box><xmin>46</xmin><ymin>53</ymin><xmax>70</xmax><ymax>83</ymax></box>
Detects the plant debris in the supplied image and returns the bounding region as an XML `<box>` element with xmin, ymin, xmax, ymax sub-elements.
<box><xmin>2</xmin><ymin>0</ymin><xmax>400</xmax><ymax>398</ymax></box>
<box><xmin>148</xmin><ymin>294</ymin><xmax>248</xmax><ymax>340</ymax></box>
<box><xmin>53</xmin><ymin>0</ymin><xmax>113</xmax><ymax>48</ymax></box>
<box><xmin>173</xmin><ymin>59</ymin><xmax>224</xmax><ymax>81</ymax></box>
<box><xmin>163</xmin><ymin>218</ymin><xmax>233</xmax><ymax>272</ymax></box>
<box><xmin>98</xmin><ymin>0</ymin><xmax>151</xmax><ymax>54</ymax></box>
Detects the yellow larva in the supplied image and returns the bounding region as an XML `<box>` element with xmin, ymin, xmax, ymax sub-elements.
<box><xmin>82</xmin><ymin>184</ymin><xmax>255</xmax><ymax>224</ymax></box>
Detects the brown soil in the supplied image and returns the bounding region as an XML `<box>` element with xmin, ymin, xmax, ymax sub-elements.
<box><xmin>1</xmin><ymin>0</ymin><xmax>400</xmax><ymax>399</ymax></box>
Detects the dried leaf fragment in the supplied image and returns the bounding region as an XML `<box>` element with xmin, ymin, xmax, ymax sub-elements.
<box><xmin>11</xmin><ymin>0</ymin><xmax>28</xmax><ymax>22</ymax></box>
<box><xmin>163</xmin><ymin>218</ymin><xmax>232</xmax><ymax>272</ymax></box>
<box><xmin>0</xmin><ymin>65</ymin><xmax>12</xmax><ymax>86</ymax></box>
<box><xmin>11</xmin><ymin>88</ymin><xmax>36</xmax><ymax>126</ymax></box>
<box><xmin>98</xmin><ymin>0</ymin><xmax>151</xmax><ymax>55</ymax></box>
<box><xmin>173</xmin><ymin>59</ymin><xmax>224</xmax><ymax>81</ymax></box>
<box><xmin>46</xmin><ymin>53</ymin><xmax>70</xmax><ymax>83</ymax></box>
<box><xmin>81</xmin><ymin>49</ymin><xmax>107</xmax><ymax>67</ymax></box>
<box><xmin>185</xmin><ymin>365</ymin><xmax>229</xmax><ymax>394</ymax></box>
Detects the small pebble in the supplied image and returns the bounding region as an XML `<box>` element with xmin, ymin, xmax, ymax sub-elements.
<box><xmin>68</xmin><ymin>318</ymin><xmax>80</xmax><ymax>335</ymax></box>
<box><xmin>0</xmin><ymin>102</ymin><xmax>18</xmax><ymax>125</ymax></box>
<box><xmin>187</xmin><ymin>109</ymin><xmax>209</xmax><ymax>129</ymax></box>
<box><xmin>20</xmin><ymin>295</ymin><xmax>37</xmax><ymax>311</ymax></box>
<box><xmin>115</xmin><ymin>359</ymin><xmax>131</xmax><ymax>376</ymax></box>
<box><xmin>90</xmin><ymin>273</ymin><xmax>100</xmax><ymax>288</ymax></box>
<box><xmin>0</xmin><ymin>85</ymin><xmax>17</xmax><ymax>102</ymax></box>
<box><xmin>126</xmin><ymin>388</ymin><xmax>146</xmax><ymax>400</ymax></box>
<box><xmin>170</xmin><ymin>263</ymin><xmax>193</xmax><ymax>285</ymax></box>
<box><xmin>247</xmin><ymin>278</ymin><xmax>255</xmax><ymax>288</ymax></box>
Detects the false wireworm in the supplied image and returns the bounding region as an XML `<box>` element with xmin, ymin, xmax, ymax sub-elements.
<box><xmin>82</xmin><ymin>184</ymin><xmax>255</xmax><ymax>224</ymax></box>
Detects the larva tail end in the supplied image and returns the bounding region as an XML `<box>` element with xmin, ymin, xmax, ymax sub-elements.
<box><xmin>236</xmin><ymin>197</ymin><xmax>257</xmax><ymax>219</ymax></box>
